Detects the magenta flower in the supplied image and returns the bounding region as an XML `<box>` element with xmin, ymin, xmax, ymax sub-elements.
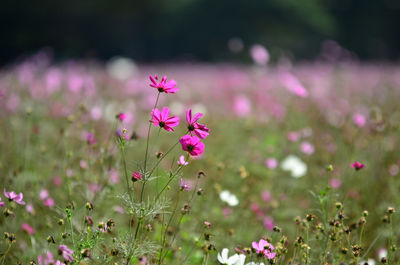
<box><xmin>58</xmin><ymin>245</ymin><xmax>74</xmax><ymax>262</ymax></box>
<box><xmin>116</xmin><ymin>112</ymin><xmax>127</xmax><ymax>121</ymax></box>
<box><xmin>351</xmin><ymin>161</ymin><xmax>365</xmax><ymax>171</ymax></box>
<box><xmin>177</xmin><ymin>155</ymin><xmax>189</xmax><ymax>166</ymax></box>
<box><xmin>86</xmin><ymin>132</ymin><xmax>97</xmax><ymax>145</ymax></box>
<box><xmin>179</xmin><ymin>178</ymin><xmax>191</xmax><ymax>191</ymax></box>
<box><xmin>150</xmin><ymin>107</ymin><xmax>179</xmax><ymax>131</ymax></box>
<box><xmin>4</xmin><ymin>188</ymin><xmax>25</xmax><ymax>205</ymax></box>
<box><xmin>179</xmin><ymin>135</ymin><xmax>205</xmax><ymax>156</ymax></box>
<box><xmin>149</xmin><ymin>75</ymin><xmax>179</xmax><ymax>93</ymax></box>
<box><xmin>0</xmin><ymin>197</ymin><xmax>4</xmax><ymax>207</ymax></box>
<box><xmin>252</xmin><ymin>239</ymin><xmax>276</xmax><ymax>259</ymax></box>
<box><xmin>21</xmin><ymin>223</ymin><xmax>35</xmax><ymax>235</ymax></box>
<box><xmin>132</xmin><ymin>171</ymin><xmax>143</xmax><ymax>182</ymax></box>
<box><xmin>186</xmin><ymin>109</ymin><xmax>209</xmax><ymax>139</ymax></box>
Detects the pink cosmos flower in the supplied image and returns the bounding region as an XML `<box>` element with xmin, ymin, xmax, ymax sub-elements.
<box><xmin>21</xmin><ymin>223</ymin><xmax>35</xmax><ymax>235</ymax></box>
<box><xmin>250</xmin><ymin>44</ymin><xmax>270</xmax><ymax>66</ymax></box>
<box><xmin>86</xmin><ymin>132</ymin><xmax>97</xmax><ymax>145</ymax></box>
<box><xmin>287</xmin><ymin>131</ymin><xmax>301</xmax><ymax>142</ymax></box>
<box><xmin>186</xmin><ymin>109</ymin><xmax>209</xmax><ymax>139</ymax></box>
<box><xmin>351</xmin><ymin>161</ymin><xmax>365</xmax><ymax>171</ymax></box>
<box><xmin>252</xmin><ymin>239</ymin><xmax>276</xmax><ymax>259</ymax></box>
<box><xmin>265</xmin><ymin>158</ymin><xmax>278</xmax><ymax>169</ymax></box>
<box><xmin>26</xmin><ymin>204</ymin><xmax>35</xmax><ymax>214</ymax></box>
<box><xmin>149</xmin><ymin>75</ymin><xmax>179</xmax><ymax>93</ymax></box>
<box><xmin>261</xmin><ymin>190</ymin><xmax>272</xmax><ymax>202</ymax></box>
<box><xmin>44</xmin><ymin>198</ymin><xmax>55</xmax><ymax>208</ymax></box>
<box><xmin>263</xmin><ymin>216</ymin><xmax>275</xmax><ymax>231</ymax></box>
<box><xmin>132</xmin><ymin>171</ymin><xmax>143</xmax><ymax>182</ymax></box>
<box><xmin>58</xmin><ymin>245</ymin><xmax>74</xmax><ymax>262</ymax></box>
<box><xmin>38</xmin><ymin>251</ymin><xmax>54</xmax><ymax>265</ymax></box>
<box><xmin>300</xmin><ymin>141</ymin><xmax>315</xmax><ymax>155</ymax></box>
<box><xmin>40</xmin><ymin>189</ymin><xmax>49</xmax><ymax>200</ymax></box>
<box><xmin>330</xmin><ymin>178</ymin><xmax>342</xmax><ymax>189</ymax></box>
<box><xmin>116</xmin><ymin>112</ymin><xmax>127</xmax><ymax>121</ymax></box>
<box><xmin>109</xmin><ymin>168</ymin><xmax>120</xmax><ymax>184</ymax></box>
<box><xmin>179</xmin><ymin>135</ymin><xmax>205</xmax><ymax>156</ymax></box>
<box><xmin>179</xmin><ymin>178</ymin><xmax>191</xmax><ymax>191</ymax></box>
<box><xmin>177</xmin><ymin>155</ymin><xmax>189</xmax><ymax>166</ymax></box>
<box><xmin>53</xmin><ymin>176</ymin><xmax>62</xmax><ymax>186</ymax></box>
<box><xmin>4</xmin><ymin>188</ymin><xmax>25</xmax><ymax>205</ymax></box>
<box><xmin>0</xmin><ymin>197</ymin><xmax>4</xmax><ymax>207</ymax></box>
<box><xmin>353</xmin><ymin>113</ymin><xmax>366</xmax><ymax>128</ymax></box>
<box><xmin>150</xmin><ymin>107</ymin><xmax>179</xmax><ymax>131</ymax></box>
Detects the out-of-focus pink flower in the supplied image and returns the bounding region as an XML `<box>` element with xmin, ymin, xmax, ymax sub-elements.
<box><xmin>250</xmin><ymin>44</ymin><xmax>269</xmax><ymax>66</ymax></box>
<box><xmin>281</xmin><ymin>72</ymin><xmax>308</xmax><ymax>98</ymax></box>
<box><xmin>351</xmin><ymin>161</ymin><xmax>365</xmax><ymax>171</ymax></box>
<box><xmin>177</xmin><ymin>155</ymin><xmax>189</xmax><ymax>166</ymax></box>
<box><xmin>179</xmin><ymin>178</ymin><xmax>191</xmax><ymax>191</ymax></box>
<box><xmin>80</xmin><ymin>160</ymin><xmax>88</xmax><ymax>169</ymax></box>
<box><xmin>179</xmin><ymin>135</ymin><xmax>205</xmax><ymax>156</ymax></box>
<box><xmin>66</xmin><ymin>169</ymin><xmax>73</xmax><ymax>177</ymax></box>
<box><xmin>300</xmin><ymin>141</ymin><xmax>315</xmax><ymax>155</ymax></box>
<box><xmin>263</xmin><ymin>216</ymin><xmax>275</xmax><ymax>231</ymax></box>
<box><xmin>90</xmin><ymin>106</ymin><xmax>102</xmax><ymax>121</ymax></box>
<box><xmin>353</xmin><ymin>113</ymin><xmax>366</xmax><ymax>128</ymax></box>
<box><xmin>26</xmin><ymin>204</ymin><xmax>35</xmax><ymax>214</ymax></box>
<box><xmin>114</xmin><ymin>206</ymin><xmax>124</xmax><ymax>214</ymax></box>
<box><xmin>252</xmin><ymin>239</ymin><xmax>276</xmax><ymax>259</ymax></box>
<box><xmin>150</xmin><ymin>107</ymin><xmax>179</xmax><ymax>131</ymax></box>
<box><xmin>139</xmin><ymin>256</ymin><xmax>147</xmax><ymax>265</ymax></box>
<box><xmin>186</xmin><ymin>109</ymin><xmax>209</xmax><ymax>139</ymax></box>
<box><xmin>44</xmin><ymin>198</ymin><xmax>55</xmax><ymax>208</ymax></box>
<box><xmin>388</xmin><ymin>164</ymin><xmax>399</xmax><ymax>176</ymax></box>
<box><xmin>261</xmin><ymin>190</ymin><xmax>272</xmax><ymax>202</ymax></box>
<box><xmin>149</xmin><ymin>75</ymin><xmax>179</xmax><ymax>93</ymax></box>
<box><xmin>109</xmin><ymin>168</ymin><xmax>120</xmax><ymax>184</ymax></box>
<box><xmin>347</xmin><ymin>189</ymin><xmax>360</xmax><ymax>200</ymax></box>
<box><xmin>0</xmin><ymin>197</ymin><xmax>4</xmax><ymax>207</ymax></box>
<box><xmin>132</xmin><ymin>171</ymin><xmax>143</xmax><ymax>182</ymax></box>
<box><xmin>38</xmin><ymin>251</ymin><xmax>54</xmax><ymax>265</ymax></box>
<box><xmin>329</xmin><ymin>178</ymin><xmax>342</xmax><ymax>189</ymax></box>
<box><xmin>4</xmin><ymin>188</ymin><xmax>25</xmax><ymax>205</ymax></box>
<box><xmin>116</xmin><ymin>112</ymin><xmax>127</xmax><ymax>121</ymax></box>
<box><xmin>287</xmin><ymin>131</ymin><xmax>301</xmax><ymax>142</ymax></box>
<box><xmin>53</xmin><ymin>176</ymin><xmax>62</xmax><ymax>186</ymax></box>
<box><xmin>58</xmin><ymin>245</ymin><xmax>74</xmax><ymax>262</ymax></box>
<box><xmin>86</xmin><ymin>132</ymin><xmax>97</xmax><ymax>145</ymax></box>
<box><xmin>265</xmin><ymin>158</ymin><xmax>278</xmax><ymax>169</ymax></box>
<box><xmin>39</xmin><ymin>189</ymin><xmax>49</xmax><ymax>200</ymax></box>
<box><xmin>251</xmin><ymin>203</ymin><xmax>263</xmax><ymax>217</ymax></box>
<box><xmin>21</xmin><ymin>223</ymin><xmax>35</xmax><ymax>235</ymax></box>
<box><xmin>222</xmin><ymin>207</ymin><xmax>232</xmax><ymax>217</ymax></box>
<box><xmin>233</xmin><ymin>95</ymin><xmax>251</xmax><ymax>117</ymax></box>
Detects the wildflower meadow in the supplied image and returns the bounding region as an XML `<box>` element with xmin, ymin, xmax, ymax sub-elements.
<box><xmin>1</xmin><ymin>53</ymin><xmax>400</xmax><ymax>265</ymax></box>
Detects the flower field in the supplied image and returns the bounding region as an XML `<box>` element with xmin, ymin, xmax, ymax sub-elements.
<box><xmin>1</xmin><ymin>54</ymin><xmax>400</xmax><ymax>265</ymax></box>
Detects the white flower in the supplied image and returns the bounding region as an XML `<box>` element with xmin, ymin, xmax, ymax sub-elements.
<box><xmin>378</xmin><ymin>248</ymin><xmax>387</xmax><ymax>259</ymax></box>
<box><xmin>281</xmin><ymin>155</ymin><xmax>307</xmax><ymax>178</ymax></box>
<box><xmin>217</xmin><ymin>248</ymin><xmax>246</xmax><ymax>265</ymax></box>
<box><xmin>219</xmin><ymin>190</ymin><xmax>239</xmax><ymax>206</ymax></box>
<box><xmin>359</xmin><ymin>259</ymin><xmax>375</xmax><ymax>265</ymax></box>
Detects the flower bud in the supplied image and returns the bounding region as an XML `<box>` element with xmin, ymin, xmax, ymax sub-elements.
<box><xmin>85</xmin><ymin>202</ymin><xmax>94</xmax><ymax>211</ymax></box>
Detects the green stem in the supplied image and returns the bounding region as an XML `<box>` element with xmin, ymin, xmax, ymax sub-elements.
<box><xmin>143</xmin><ymin>92</ymin><xmax>161</xmax><ymax>172</ymax></box>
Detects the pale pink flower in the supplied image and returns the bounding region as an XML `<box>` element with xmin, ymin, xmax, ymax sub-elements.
<box><xmin>177</xmin><ymin>155</ymin><xmax>189</xmax><ymax>166</ymax></box>
<box><xmin>250</xmin><ymin>44</ymin><xmax>270</xmax><ymax>66</ymax></box>
<box><xmin>114</xmin><ymin>206</ymin><xmax>124</xmax><ymax>214</ymax></box>
<box><xmin>149</xmin><ymin>75</ymin><xmax>179</xmax><ymax>93</ymax></box>
<box><xmin>186</xmin><ymin>109</ymin><xmax>209</xmax><ymax>139</ymax></box>
<box><xmin>4</xmin><ymin>188</ymin><xmax>25</xmax><ymax>205</ymax></box>
<box><xmin>44</xmin><ymin>198</ymin><xmax>55</xmax><ymax>208</ymax></box>
<box><xmin>300</xmin><ymin>141</ymin><xmax>315</xmax><ymax>155</ymax></box>
<box><xmin>265</xmin><ymin>158</ymin><xmax>278</xmax><ymax>169</ymax></box>
<box><xmin>263</xmin><ymin>216</ymin><xmax>275</xmax><ymax>231</ymax></box>
<box><xmin>222</xmin><ymin>207</ymin><xmax>232</xmax><ymax>217</ymax></box>
<box><xmin>150</xmin><ymin>107</ymin><xmax>179</xmax><ymax>131</ymax></box>
<box><xmin>252</xmin><ymin>239</ymin><xmax>276</xmax><ymax>259</ymax></box>
<box><xmin>329</xmin><ymin>178</ymin><xmax>342</xmax><ymax>189</ymax></box>
<box><xmin>26</xmin><ymin>204</ymin><xmax>35</xmax><ymax>214</ymax></box>
<box><xmin>53</xmin><ymin>176</ymin><xmax>62</xmax><ymax>186</ymax></box>
<box><xmin>0</xmin><ymin>197</ymin><xmax>4</xmax><ymax>207</ymax></box>
<box><xmin>109</xmin><ymin>168</ymin><xmax>120</xmax><ymax>184</ymax></box>
<box><xmin>351</xmin><ymin>161</ymin><xmax>365</xmax><ymax>171</ymax></box>
<box><xmin>281</xmin><ymin>72</ymin><xmax>308</xmax><ymax>98</ymax></box>
<box><xmin>58</xmin><ymin>245</ymin><xmax>74</xmax><ymax>262</ymax></box>
<box><xmin>353</xmin><ymin>113</ymin><xmax>366</xmax><ymax>127</ymax></box>
<box><xmin>287</xmin><ymin>131</ymin><xmax>301</xmax><ymax>142</ymax></box>
<box><xmin>90</xmin><ymin>106</ymin><xmax>102</xmax><ymax>121</ymax></box>
<box><xmin>261</xmin><ymin>190</ymin><xmax>272</xmax><ymax>202</ymax></box>
<box><xmin>233</xmin><ymin>94</ymin><xmax>251</xmax><ymax>117</ymax></box>
<box><xmin>39</xmin><ymin>189</ymin><xmax>49</xmax><ymax>200</ymax></box>
<box><xmin>80</xmin><ymin>160</ymin><xmax>88</xmax><ymax>169</ymax></box>
<box><xmin>89</xmin><ymin>183</ymin><xmax>102</xmax><ymax>194</ymax></box>
<box><xmin>179</xmin><ymin>135</ymin><xmax>205</xmax><ymax>156</ymax></box>
<box><xmin>179</xmin><ymin>178</ymin><xmax>191</xmax><ymax>191</ymax></box>
<box><xmin>21</xmin><ymin>223</ymin><xmax>35</xmax><ymax>235</ymax></box>
<box><xmin>38</xmin><ymin>251</ymin><xmax>54</xmax><ymax>265</ymax></box>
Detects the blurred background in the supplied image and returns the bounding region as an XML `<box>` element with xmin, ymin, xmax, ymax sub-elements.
<box><xmin>2</xmin><ymin>0</ymin><xmax>400</xmax><ymax>64</ymax></box>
